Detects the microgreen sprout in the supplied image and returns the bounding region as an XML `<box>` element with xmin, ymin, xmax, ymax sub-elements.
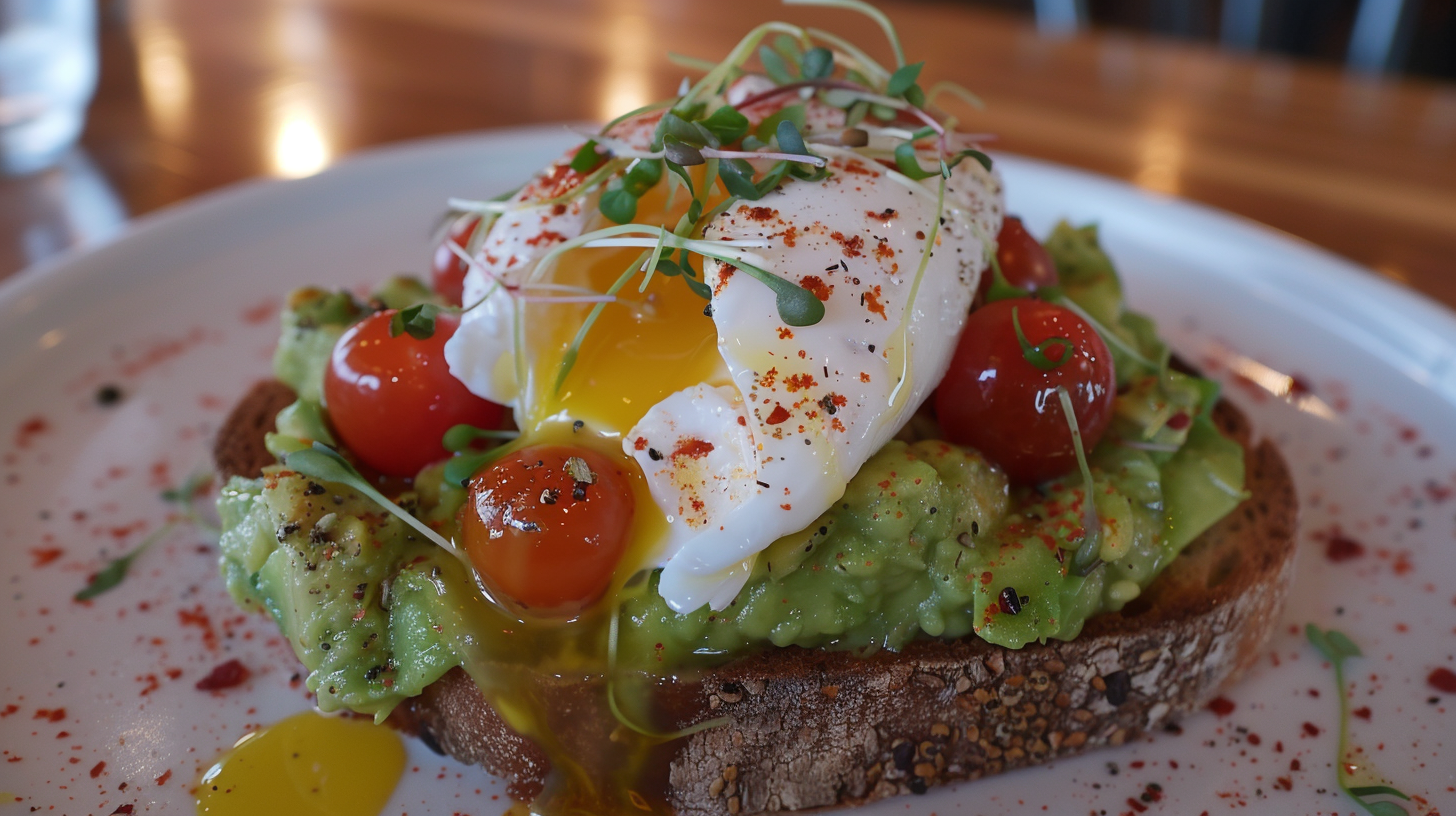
<box><xmin>76</xmin><ymin>471</ymin><xmax>216</xmax><ymax>602</ymax></box>
<box><xmin>283</xmin><ymin>442</ymin><xmax>464</xmax><ymax>560</ymax></box>
<box><xmin>1305</xmin><ymin>625</ymin><xmax>1415</xmax><ymax>816</ymax></box>
<box><xmin>442</xmin><ymin>424</ymin><xmax>519</xmax><ymax>452</ymax></box>
<box><xmin>1056</xmin><ymin>386</ymin><xmax>1102</xmax><ymax>574</ymax></box>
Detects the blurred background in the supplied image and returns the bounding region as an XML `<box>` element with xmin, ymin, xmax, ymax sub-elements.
<box><xmin>0</xmin><ymin>0</ymin><xmax>1453</xmax><ymax>307</ymax></box>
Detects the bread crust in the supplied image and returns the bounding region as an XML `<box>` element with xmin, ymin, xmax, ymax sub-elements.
<box><xmin>216</xmin><ymin>382</ymin><xmax>1298</xmax><ymax>815</ymax></box>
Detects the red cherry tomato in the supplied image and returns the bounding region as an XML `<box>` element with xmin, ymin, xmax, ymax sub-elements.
<box><xmin>324</xmin><ymin>310</ymin><xmax>505</xmax><ymax>477</ymax></box>
<box><xmin>936</xmin><ymin>299</ymin><xmax>1115</xmax><ymax>485</ymax></box>
<box><xmin>977</xmin><ymin>215</ymin><xmax>1059</xmax><ymax>299</ymax></box>
<box><xmin>431</xmin><ymin>215</ymin><xmax>481</xmax><ymax>307</ymax></box>
<box><xmin>460</xmin><ymin>445</ymin><xmax>635</xmax><ymax>614</ymax></box>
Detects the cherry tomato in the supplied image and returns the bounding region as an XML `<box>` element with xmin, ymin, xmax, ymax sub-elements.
<box><xmin>324</xmin><ymin>310</ymin><xmax>505</xmax><ymax>477</ymax></box>
<box><xmin>431</xmin><ymin>215</ymin><xmax>481</xmax><ymax>307</ymax></box>
<box><xmin>460</xmin><ymin>445</ymin><xmax>635</xmax><ymax>614</ymax></box>
<box><xmin>936</xmin><ymin>299</ymin><xmax>1115</xmax><ymax>485</ymax></box>
<box><xmin>977</xmin><ymin>215</ymin><xmax>1059</xmax><ymax>299</ymax></box>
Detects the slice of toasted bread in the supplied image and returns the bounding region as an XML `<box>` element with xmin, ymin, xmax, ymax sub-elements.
<box><xmin>217</xmin><ymin>381</ymin><xmax>1297</xmax><ymax>815</ymax></box>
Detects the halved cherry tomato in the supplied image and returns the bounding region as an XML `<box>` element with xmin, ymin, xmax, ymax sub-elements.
<box><xmin>936</xmin><ymin>299</ymin><xmax>1114</xmax><ymax>485</ymax></box>
<box><xmin>324</xmin><ymin>310</ymin><xmax>504</xmax><ymax>477</ymax></box>
<box><xmin>431</xmin><ymin>215</ymin><xmax>481</xmax><ymax>307</ymax></box>
<box><xmin>460</xmin><ymin>445</ymin><xmax>634</xmax><ymax>614</ymax></box>
<box><xmin>977</xmin><ymin>215</ymin><xmax>1059</xmax><ymax>299</ymax></box>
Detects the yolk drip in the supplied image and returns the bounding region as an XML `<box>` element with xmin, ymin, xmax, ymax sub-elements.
<box><xmin>512</xmin><ymin>177</ymin><xmax>726</xmax><ymax>575</ymax></box>
<box><xmin>195</xmin><ymin>711</ymin><xmax>405</xmax><ymax>816</ymax></box>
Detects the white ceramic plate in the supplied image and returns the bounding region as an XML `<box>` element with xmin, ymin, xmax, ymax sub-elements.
<box><xmin>1</xmin><ymin>128</ymin><xmax>1452</xmax><ymax>816</ymax></box>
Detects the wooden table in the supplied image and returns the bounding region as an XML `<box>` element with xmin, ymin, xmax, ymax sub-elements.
<box><xmin>3</xmin><ymin>0</ymin><xmax>1454</xmax><ymax>309</ymax></box>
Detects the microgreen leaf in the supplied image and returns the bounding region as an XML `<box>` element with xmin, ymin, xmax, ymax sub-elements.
<box><xmin>655</xmin><ymin>112</ymin><xmax>714</xmax><ymax>150</ymax></box>
<box><xmin>389</xmin><ymin>303</ymin><xmax>443</xmax><ymax>340</ymax></box>
<box><xmin>892</xmin><ymin>141</ymin><xmax>938</xmax><ymax>180</ymax></box>
<box><xmin>664</xmin><ymin>139</ymin><xmax>706</xmax><ymax>166</ymax></box>
<box><xmin>759</xmin><ymin>44</ymin><xmax>795</xmax><ymax>85</ymax></box>
<box><xmin>76</xmin><ymin>548</ymin><xmax>145</xmax><ymax>601</ymax></box>
<box><xmin>904</xmin><ymin>83</ymin><xmax>926</xmax><ymax>109</ymax></box>
<box><xmin>886</xmin><ymin>61</ymin><xmax>923</xmax><ymax>96</ymax></box>
<box><xmin>443</xmin><ymin>448</ymin><xmax>510</xmax><ymax>488</ymax></box>
<box><xmin>700</xmin><ymin>105</ymin><xmax>749</xmax><ymax>144</ymax></box>
<box><xmin>655</xmin><ymin>258</ymin><xmax>684</xmax><ymax>277</ymax></box>
<box><xmin>569</xmin><ymin>140</ymin><xmax>602</xmax><ymax>173</ymax></box>
<box><xmin>949</xmin><ymin>148</ymin><xmax>994</xmax><ymax>172</ymax></box>
<box><xmin>870</xmin><ymin>103</ymin><xmax>897</xmax><ymax>121</ymax></box>
<box><xmin>683</xmin><ymin>273</ymin><xmax>712</xmax><ymax>300</ymax></box>
<box><xmin>821</xmin><ymin>88</ymin><xmax>860</xmax><ymax>108</ymax></box>
<box><xmin>284</xmin><ymin>443</ymin><xmax>459</xmax><ymax>556</ymax></box>
<box><xmin>1326</xmin><ymin>629</ymin><xmax>1362</xmax><ymax>660</ymax></box>
<box><xmin>718</xmin><ymin>158</ymin><xmax>763</xmax><ymax>200</ymax></box>
<box><xmin>599</xmin><ymin>186</ymin><xmax>639</xmax><ymax>224</ymax></box>
<box><xmin>665</xmin><ymin>160</ymin><xmax>697</xmax><ymax>199</ymax></box>
<box><xmin>1013</xmin><ymin>306</ymin><xmax>1073</xmax><ymax>371</ymax></box>
<box><xmin>621</xmin><ymin>158</ymin><xmax>664</xmax><ymax>195</ymax></box>
<box><xmin>755</xmin><ymin>160</ymin><xmax>793</xmax><ymax>197</ymax></box>
<box><xmin>1362</xmin><ymin>802</ymin><xmax>1409</xmax><ymax>816</ymax></box>
<box><xmin>801</xmin><ymin>46</ymin><xmax>835</xmax><ymax>80</ymax></box>
<box><xmin>728</xmin><ymin>260</ymin><xmax>825</xmax><ymax>326</ymax></box>
<box><xmin>442</xmin><ymin>424</ymin><xmax>519</xmax><ymax>453</ymax></box>
<box><xmin>754</xmin><ymin>104</ymin><xmax>806</xmax><ymax>143</ymax></box>
<box><xmin>844</xmin><ymin>99</ymin><xmax>869</xmax><ymax>127</ymax></box>
<box><xmin>775</xmin><ymin>119</ymin><xmax>812</xmax><ymax>157</ymax></box>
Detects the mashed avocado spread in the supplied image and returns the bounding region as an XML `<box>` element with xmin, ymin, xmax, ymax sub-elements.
<box><xmin>216</xmin><ymin>223</ymin><xmax>1246</xmax><ymax>717</ymax></box>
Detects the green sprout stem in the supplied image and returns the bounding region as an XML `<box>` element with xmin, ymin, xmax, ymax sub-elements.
<box><xmin>1305</xmin><ymin>625</ymin><xmax>1414</xmax><ymax>816</ymax></box>
<box><xmin>786</xmin><ymin>0</ymin><xmax>906</xmax><ymax>67</ymax></box>
<box><xmin>1056</xmin><ymin>386</ymin><xmax>1103</xmax><ymax>572</ymax></box>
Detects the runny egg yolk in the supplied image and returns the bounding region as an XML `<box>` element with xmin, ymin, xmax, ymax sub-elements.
<box><xmin>195</xmin><ymin>711</ymin><xmax>405</xmax><ymax>816</ymax></box>
<box><xmin>512</xmin><ymin>178</ymin><xmax>726</xmax><ymax>575</ymax></box>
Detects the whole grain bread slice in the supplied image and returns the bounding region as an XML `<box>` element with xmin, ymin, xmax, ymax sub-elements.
<box><xmin>217</xmin><ymin>380</ymin><xmax>1297</xmax><ymax>815</ymax></box>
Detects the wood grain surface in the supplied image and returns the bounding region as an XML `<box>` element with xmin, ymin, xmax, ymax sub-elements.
<box><xmin>2</xmin><ymin>0</ymin><xmax>1453</xmax><ymax>309</ymax></box>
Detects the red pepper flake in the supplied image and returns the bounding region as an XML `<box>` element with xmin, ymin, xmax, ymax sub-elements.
<box><xmin>783</xmin><ymin>373</ymin><xmax>817</xmax><ymax>392</ymax></box>
<box><xmin>1290</xmin><ymin>758</ymin><xmax>1301</xmax><ymax>771</ymax></box>
<box><xmin>798</xmin><ymin>276</ymin><xmax>833</xmax><ymax>302</ymax></box>
<box><xmin>1428</xmin><ymin>667</ymin><xmax>1456</xmax><ymax>693</ymax></box>
<box><xmin>764</xmin><ymin>405</ymin><xmax>791</xmax><ymax>425</ymax></box>
<box><xmin>1247</xmin><ymin>732</ymin><xmax>1261</xmax><ymax>746</ymax></box>
<box><xmin>110</xmin><ymin>806</ymin><xmax>135</xmax><ymax>815</ymax></box>
<box><xmin>90</xmin><ymin>760</ymin><xmax>106</xmax><ymax>778</ymax></box>
<box><xmin>1352</xmin><ymin>706</ymin><xmax>1372</xmax><ymax>721</ymax></box>
<box><xmin>863</xmin><ymin>286</ymin><xmax>887</xmax><ymax>320</ymax></box>
<box><xmin>155</xmin><ymin>769</ymin><xmax>172</xmax><ymax>785</ymax></box>
<box><xmin>29</xmin><ymin>547</ymin><xmax>63</xmax><ymax>567</ymax></box>
<box><xmin>177</xmin><ymin>605</ymin><xmax>219</xmax><ymax>651</ymax></box>
<box><xmin>1301</xmin><ymin>722</ymin><xmax>1321</xmax><ymax>737</ymax></box>
<box><xmin>34</xmin><ymin>708</ymin><xmax>65</xmax><ymax>722</ymax></box>
<box><xmin>13</xmin><ymin>416</ymin><xmax>49</xmax><ymax>449</ymax></box>
<box><xmin>741</xmin><ymin>206</ymin><xmax>778</xmax><ymax>223</ymax></box>
<box><xmin>0</xmin><ymin>704</ymin><xmax>16</xmax><ymax>717</ymax></box>
<box><xmin>829</xmin><ymin>231</ymin><xmax>864</xmax><ymax>258</ymax></box>
<box><xmin>1324</xmin><ymin>533</ymin><xmax>1365</xmax><ymax>563</ymax></box>
<box><xmin>1126</xmin><ymin>797</ymin><xmax>1148</xmax><ymax>813</ymax></box>
<box><xmin>1207</xmin><ymin>696</ymin><xmax>1235</xmax><ymax>717</ymax></box>
<box><xmin>672</xmin><ymin>438</ymin><xmax>714</xmax><ymax>460</ymax></box>
<box><xmin>1274</xmin><ymin>776</ymin><xmax>1293</xmax><ymax>791</ymax></box>
<box><xmin>633</xmin><ymin>437</ymin><xmax>648</xmax><ymax>451</ymax></box>
<box><xmin>195</xmin><ymin>659</ymin><xmax>250</xmax><ymax>691</ymax></box>
<box><xmin>523</xmin><ymin>230</ymin><xmax>568</xmax><ymax>247</ymax></box>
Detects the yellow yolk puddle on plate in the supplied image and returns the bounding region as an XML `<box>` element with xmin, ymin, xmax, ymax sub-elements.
<box><xmin>195</xmin><ymin>711</ymin><xmax>405</xmax><ymax>816</ymax></box>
